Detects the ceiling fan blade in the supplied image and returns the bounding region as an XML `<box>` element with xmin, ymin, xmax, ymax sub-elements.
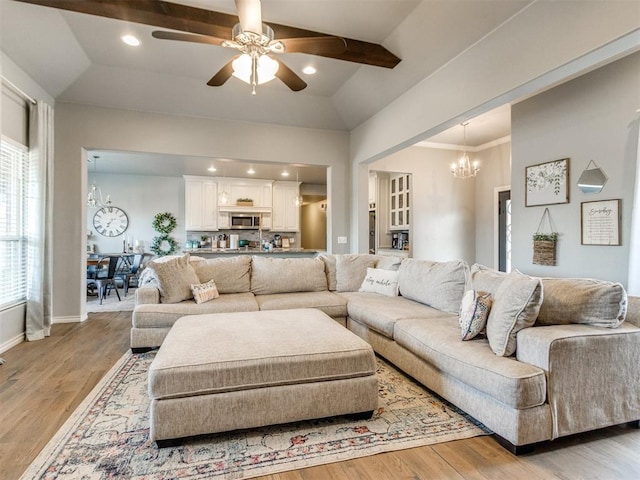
<box><xmin>275</xmin><ymin>61</ymin><xmax>307</xmax><ymax>92</ymax></box>
<box><xmin>207</xmin><ymin>58</ymin><xmax>237</xmax><ymax>87</ymax></box>
<box><xmin>279</xmin><ymin>36</ymin><xmax>347</xmax><ymax>56</ymax></box>
<box><xmin>152</xmin><ymin>30</ymin><xmax>225</xmax><ymax>46</ymax></box>
<box><xmin>15</xmin><ymin>0</ymin><xmax>401</xmax><ymax>69</ymax></box>
<box><xmin>14</xmin><ymin>0</ymin><xmax>235</xmax><ymax>39</ymax></box>
<box><xmin>235</xmin><ymin>0</ymin><xmax>262</xmax><ymax>34</ymax></box>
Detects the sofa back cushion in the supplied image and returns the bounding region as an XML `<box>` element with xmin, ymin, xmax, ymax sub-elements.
<box><xmin>398</xmin><ymin>259</ymin><xmax>469</xmax><ymax>314</ymax></box>
<box><xmin>335</xmin><ymin>254</ymin><xmax>378</xmax><ymax>292</ymax></box>
<box><xmin>469</xmin><ymin>263</ymin><xmax>508</xmax><ymax>295</ymax></box>
<box><xmin>251</xmin><ymin>256</ymin><xmax>328</xmax><ymax>295</ymax></box>
<box><xmin>318</xmin><ymin>254</ymin><xmax>338</xmax><ymax>291</ymax></box>
<box><xmin>146</xmin><ymin>253</ymin><xmax>200</xmax><ymax>304</ymax></box>
<box><xmin>193</xmin><ymin>255</ymin><xmax>252</xmax><ymax>294</ymax></box>
<box><xmin>487</xmin><ymin>271</ymin><xmax>543</xmax><ymax>356</ymax></box>
<box><xmin>536</xmin><ymin>278</ymin><xmax>627</xmax><ymax>328</ymax></box>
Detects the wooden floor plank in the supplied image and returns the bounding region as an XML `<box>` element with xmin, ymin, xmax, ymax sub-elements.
<box><xmin>1</xmin><ymin>311</ymin><xmax>639</xmax><ymax>480</ymax></box>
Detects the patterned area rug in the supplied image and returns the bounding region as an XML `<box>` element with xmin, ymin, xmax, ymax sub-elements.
<box><xmin>21</xmin><ymin>352</ymin><xmax>490</xmax><ymax>480</ymax></box>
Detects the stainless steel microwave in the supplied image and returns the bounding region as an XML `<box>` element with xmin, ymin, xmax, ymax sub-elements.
<box><xmin>230</xmin><ymin>213</ymin><xmax>263</xmax><ymax>230</ymax></box>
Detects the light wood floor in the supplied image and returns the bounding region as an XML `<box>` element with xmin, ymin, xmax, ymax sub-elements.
<box><xmin>1</xmin><ymin>313</ymin><xmax>639</xmax><ymax>480</ymax></box>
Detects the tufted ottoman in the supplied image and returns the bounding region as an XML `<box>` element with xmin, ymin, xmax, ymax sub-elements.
<box><xmin>148</xmin><ymin>308</ymin><xmax>378</xmax><ymax>446</ymax></box>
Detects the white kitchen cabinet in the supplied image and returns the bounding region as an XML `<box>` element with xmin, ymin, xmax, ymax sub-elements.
<box><xmin>272</xmin><ymin>181</ymin><xmax>300</xmax><ymax>232</ymax></box>
<box><xmin>184</xmin><ymin>176</ymin><xmax>218</xmax><ymax>231</ymax></box>
<box><xmin>390</xmin><ymin>173</ymin><xmax>410</xmax><ymax>230</ymax></box>
<box><xmin>217</xmin><ymin>177</ymin><xmax>273</xmax><ymax>207</ymax></box>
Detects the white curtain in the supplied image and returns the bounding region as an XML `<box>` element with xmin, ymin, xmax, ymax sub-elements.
<box><xmin>25</xmin><ymin>101</ymin><xmax>54</xmax><ymax>341</ymax></box>
<box><xmin>628</xmin><ymin>112</ymin><xmax>640</xmax><ymax>296</ymax></box>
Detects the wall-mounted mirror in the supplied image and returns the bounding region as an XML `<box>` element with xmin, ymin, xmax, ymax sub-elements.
<box><xmin>577</xmin><ymin>160</ymin><xmax>607</xmax><ymax>194</ymax></box>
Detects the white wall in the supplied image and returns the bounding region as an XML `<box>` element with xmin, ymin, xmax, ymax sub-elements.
<box><xmin>474</xmin><ymin>142</ymin><xmax>512</xmax><ymax>268</ymax></box>
<box><xmin>511</xmin><ymin>53</ymin><xmax>640</xmax><ymax>284</ymax></box>
<box><xmin>371</xmin><ymin>146</ymin><xmax>476</xmax><ymax>263</ymax></box>
<box><xmin>87</xmin><ymin>173</ymin><xmax>184</xmax><ymax>254</ymax></box>
<box><xmin>54</xmin><ymin>102</ymin><xmax>350</xmax><ymax>320</ymax></box>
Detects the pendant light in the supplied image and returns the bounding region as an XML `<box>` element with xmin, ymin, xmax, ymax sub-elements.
<box><xmin>451</xmin><ymin>122</ymin><xmax>479</xmax><ymax>179</ymax></box>
<box><xmin>293</xmin><ymin>169</ymin><xmax>303</xmax><ymax>207</ymax></box>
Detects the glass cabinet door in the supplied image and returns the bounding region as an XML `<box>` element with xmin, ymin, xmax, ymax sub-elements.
<box><xmin>389</xmin><ymin>173</ymin><xmax>410</xmax><ymax>230</ymax></box>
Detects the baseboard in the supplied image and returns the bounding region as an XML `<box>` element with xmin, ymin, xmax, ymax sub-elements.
<box><xmin>52</xmin><ymin>316</ymin><xmax>84</xmax><ymax>324</ymax></box>
<box><xmin>0</xmin><ymin>333</ymin><xmax>25</xmax><ymax>354</ymax></box>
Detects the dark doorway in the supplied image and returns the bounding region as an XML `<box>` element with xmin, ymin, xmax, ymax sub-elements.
<box><xmin>498</xmin><ymin>190</ymin><xmax>511</xmax><ymax>272</ymax></box>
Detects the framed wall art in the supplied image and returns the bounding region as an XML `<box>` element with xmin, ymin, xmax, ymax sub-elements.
<box><xmin>525</xmin><ymin>158</ymin><xmax>570</xmax><ymax>207</ymax></box>
<box><xmin>581</xmin><ymin>199</ymin><xmax>621</xmax><ymax>246</ymax></box>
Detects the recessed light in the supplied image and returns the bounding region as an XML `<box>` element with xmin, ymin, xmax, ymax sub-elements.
<box><xmin>207</xmin><ymin>165</ymin><xmax>217</xmax><ymax>172</ymax></box>
<box><xmin>122</xmin><ymin>35</ymin><xmax>140</xmax><ymax>47</ymax></box>
<box><xmin>247</xmin><ymin>167</ymin><xmax>256</xmax><ymax>174</ymax></box>
<box><xmin>302</xmin><ymin>66</ymin><xmax>317</xmax><ymax>75</ymax></box>
<box><xmin>281</xmin><ymin>170</ymin><xmax>290</xmax><ymax>177</ymax></box>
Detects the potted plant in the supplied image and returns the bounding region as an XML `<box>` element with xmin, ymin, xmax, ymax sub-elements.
<box><xmin>200</xmin><ymin>234</ymin><xmax>209</xmax><ymax>247</ymax></box>
<box><xmin>236</xmin><ymin>198</ymin><xmax>253</xmax><ymax>206</ymax></box>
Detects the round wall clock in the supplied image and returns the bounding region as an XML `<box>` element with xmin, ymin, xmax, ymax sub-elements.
<box><xmin>93</xmin><ymin>206</ymin><xmax>129</xmax><ymax>237</ymax></box>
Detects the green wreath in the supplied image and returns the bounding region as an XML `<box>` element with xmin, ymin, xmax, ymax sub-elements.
<box><xmin>152</xmin><ymin>212</ymin><xmax>177</xmax><ymax>234</ymax></box>
<box><xmin>150</xmin><ymin>235</ymin><xmax>179</xmax><ymax>256</ymax></box>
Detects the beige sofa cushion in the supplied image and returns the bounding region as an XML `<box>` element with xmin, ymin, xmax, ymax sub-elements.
<box><xmin>487</xmin><ymin>271</ymin><xmax>543</xmax><ymax>356</ymax></box>
<box><xmin>318</xmin><ymin>254</ymin><xmax>338</xmax><ymax>291</ymax></box>
<box><xmin>536</xmin><ymin>278</ymin><xmax>627</xmax><ymax>328</ymax></box>
<box><xmin>192</xmin><ymin>255</ymin><xmax>251</xmax><ymax>293</ymax></box>
<box><xmin>335</xmin><ymin>254</ymin><xmax>378</xmax><ymax>292</ymax></box>
<box><xmin>469</xmin><ymin>263</ymin><xmax>508</xmax><ymax>294</ymax></box>
<box><xmin>250</xmin><ymin>256</ymin><xmax>327</xmax><ymax>295</ymax></box>
<box><xmin>145</xmin><ymin>253</ymin><xmax>200</xmax><ymax>304</ymax></box>
<box><xmin>255</xmin><ymin>291</ymin><xmax>347</xmax><ymax>318</ymax></box>
<box><xmin>399</xmin><ymin>259</ymin><xmax>469</xmax><ymax>314</ymax></box>
<box><xmin>374</xmin><ymin>255</ymin><xmax>404</xmax><ymax>271</ymax></box>
<box><xmin>132</xmin><ymin>292</ymin><xmax>259</xmax><ymax>329</ymax></box>
<box><xmin>393</xmin><ymin>316</ymin><xmax>547</xmax><ymax>409</ymax></box>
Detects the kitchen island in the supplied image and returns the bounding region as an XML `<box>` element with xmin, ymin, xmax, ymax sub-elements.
<box><xmin>184</xmin><ymin>247</ymin><xmax>320</xmax><ymax>258</ymax></box>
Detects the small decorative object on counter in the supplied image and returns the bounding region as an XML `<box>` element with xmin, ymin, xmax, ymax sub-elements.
<box><xmin>532</xmin><ymin>208</ymin><xmax>559</xmax><ymax>266</ymax></box>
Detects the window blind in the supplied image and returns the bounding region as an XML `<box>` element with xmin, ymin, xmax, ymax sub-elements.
<box><xmin>0</xmin><ymin>136</ymin><xmax>28</xmax><ymax>309</ymax></box>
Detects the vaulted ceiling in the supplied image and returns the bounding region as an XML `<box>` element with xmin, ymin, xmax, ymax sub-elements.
<box><xmin>1</xmin><ymin>0</ymin><xmax>527</xmax><ymax>141</ymax></box>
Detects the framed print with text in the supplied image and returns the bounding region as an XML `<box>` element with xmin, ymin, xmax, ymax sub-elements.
<box><xmin>581</xmin><ymin>199</ymin><xmax>621</xmax><ymax>246</ymax></box>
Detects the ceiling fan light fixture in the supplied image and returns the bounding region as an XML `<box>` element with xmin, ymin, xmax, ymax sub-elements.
<box><xmin>302</xmin><ymin>66</ymin><xmax>317</xmax><ymax>75</ymax></box>
<box><xmin>232</xmin><ymin>53</ymin><xmax>279</xmax><ymax>86</ymax></box>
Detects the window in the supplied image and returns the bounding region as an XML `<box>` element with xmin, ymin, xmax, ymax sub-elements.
<box><xmin>0</xmin><ymin>136</ymin><xmax>28</xmax><ymax>309</ymax></box>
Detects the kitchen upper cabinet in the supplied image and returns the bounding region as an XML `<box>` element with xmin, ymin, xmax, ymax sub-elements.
<box><xmin>272</xmin><ymin>181</ymin><xmax>300</xmax><ymax>232</ymax></box>
<box><xmin>217</xmin><ymin>178</ymin><xmax>273</xmax><ymax>207</ymax></box>
<box><xmin>390</xmin><ymin>173</ymin><xmax>410</xmax><ymax>230</ymax></box>
<box><xmin>184</xmin><ymin>176</ymin><xmax>218</xmax><ymax>231</ymax></box>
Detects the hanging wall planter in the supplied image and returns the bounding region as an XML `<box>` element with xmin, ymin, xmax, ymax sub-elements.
<box><xmin>532</xmin><ymin>208</ymin><xmax>559</xmax><ymax>266</ymax></box>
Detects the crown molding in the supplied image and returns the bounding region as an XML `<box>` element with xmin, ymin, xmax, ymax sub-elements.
<box><xmin>415</xmin><ymin>135</ymin><xmax>511</xmax><ymax>152</ymax></box>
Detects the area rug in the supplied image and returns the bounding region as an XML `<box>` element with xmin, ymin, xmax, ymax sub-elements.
<box><xmin>21</xmin><ymin>352</ymin><xmax>491</xmax><ymax>480</ymax></box>
<box><xmin>86</xmin><ymin>288</ymin><xmax>137</xmax><ymax>313</ymax></box>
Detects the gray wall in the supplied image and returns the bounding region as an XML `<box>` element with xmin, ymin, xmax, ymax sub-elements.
<box><xmin>86</xmin><ymin>173</ymin><xmax>184</xmax><ymax>255</ymax></box>
<box><xmin>474</xmin><ymin>142</ymin><xmax>512</xmax><ymax>268</ymax></box>
<box><xmin>371</xmin><ymin>146</ymin><xmax>476</xmax><ymax>263</ymax></box>
<box><xmin>511</xmin><ymin>53</ymin><xmax>640</xmax><ymax>284</ymax></box>
<box><xmin>55</xmin><ymin>102</ymin><xmax>350</xmax><ymax>321</ymax></box>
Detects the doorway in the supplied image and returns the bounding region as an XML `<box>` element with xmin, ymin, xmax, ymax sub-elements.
<box><xmin>497</xmin><ymin>188</ymin><xmax>511</xmax><ymax>272</ymax></box>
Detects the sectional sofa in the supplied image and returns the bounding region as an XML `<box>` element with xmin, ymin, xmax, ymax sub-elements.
<box><xmin>131</xmin><ymin>253</ymin><xmax>640</xmax><ymax>453</ymax></box>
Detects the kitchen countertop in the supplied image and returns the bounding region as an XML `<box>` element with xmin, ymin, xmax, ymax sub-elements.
<box><xmin>184</xmin><ymin>247</ymin><xmax>320</xmax><ymax>256</ymax></box>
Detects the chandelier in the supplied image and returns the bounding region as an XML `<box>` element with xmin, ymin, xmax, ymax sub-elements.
<box><xmin>87</xmin><ymin>156</ymin><xmax>112</xmax><ymax>208</ymax></box>
<box><xmin>451</xmin><ymin>122</ymin><xmax>479</xmax><ymax>179</ymax></box>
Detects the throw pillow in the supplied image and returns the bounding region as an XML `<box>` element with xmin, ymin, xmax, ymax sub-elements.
<box><xmin>459</xmin><ymin>290</ymin><xmax>493</xmax><ymax>340</ymax></box>
<box><xmin>486</xmin><ymin>271</ymin><xmax>543</xmax><ymax>356</ymax></box>
<box><xmin>468</xmin><ymin>263</ymin><xmax>508</xmax><ymax>295</ymax></box>
<box><xmin>536</xmin><ymin>277</ymin><xmax>627</xmax><ymax>328</ymax></box>
<box><xmin>359</xmin><ymin>267</ymin><xmax>400</xmax><ymax>297</ymax></box>
<box><xmin>398</xmin><ymin>258</ymin><xmax>469</xmax><ymax>314</ymax></box>
<box><xmin>192</xmin><ymin>255</ymin><xmax>252</xmax><ymax>293</ymax></box>
<box><xmin>191</xmin><ymin>279</ymin><xmax>220</xmax><ymax>304</ymax></box>
<box><xmin>336</xmin><ymin>254</ymin><xmax>378</xmax><ymax>292</ymax></box>
<box><xmin>146</xmin><ymin>253</ymin><xmax>200</xmax><ymax>304</ymax></box>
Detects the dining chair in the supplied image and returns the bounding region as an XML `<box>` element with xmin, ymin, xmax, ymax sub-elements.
<box><xmin>94</xmin><ymin>256</ymin><xmax>121</xmax><ymax>305</ymax></box>
<box><xmin>116</xmin><ymin>253</ymin><xmax>143</xmax><ymax>296</ymax></box>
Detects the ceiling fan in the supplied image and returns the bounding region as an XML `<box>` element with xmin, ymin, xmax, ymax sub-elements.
<box><xmin>14</xmin><ymin>0</ymin><xmax>401</xmax><ymax>94</ymax></box>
